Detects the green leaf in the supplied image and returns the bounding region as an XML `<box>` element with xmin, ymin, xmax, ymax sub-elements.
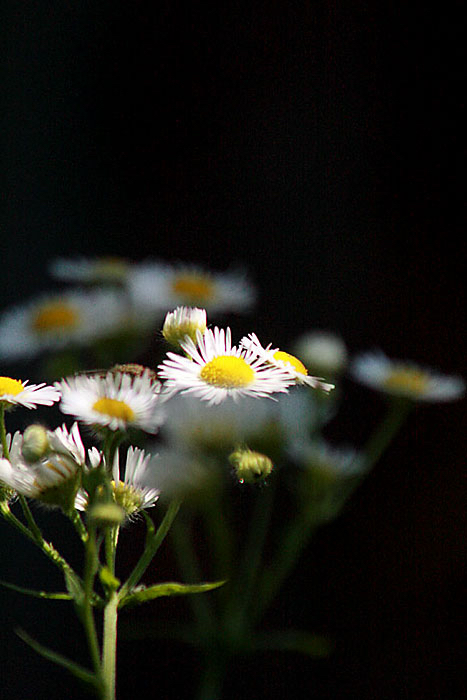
<box><xmin>0</xmin><ymin>579</ymin><xmax>73</xmax><ymax>601</ymax></box>
<box><xmin>254</xmin><ymin>630</ymin><xmax>334</xmax><ymax>658</ymax></box>
<box><xmin>119</xmin><ymin>580</ymin><xmax>226</xmax><ymax>609</ymax></box>
<box><xmin>16</xmin><ymin>628</ymin><xmax>101</xmax><ymax>692</ymax></box>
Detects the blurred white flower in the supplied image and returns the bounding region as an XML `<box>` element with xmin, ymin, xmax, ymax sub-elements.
<box><xmin>292</xmin><ymin>330</ymin><xmax>348</xmax><ymax>376</ymax></box>
<box><xmin>351</xmin><ymin>351</ymin><xmax>465</xmax><ymax>402</ymax></box>
<box><xmin>49</xmin><ymin>256</ymin><xmax>131</xmax><ymax>285</ymax></box>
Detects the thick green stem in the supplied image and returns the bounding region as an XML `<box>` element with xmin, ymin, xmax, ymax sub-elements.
<box><xmin>82</xmin><ymin>525</ymin><xmax>102</xmax><ymax>680</ymax></box>
<box><xmin>102</xmin><ymin>592</ymin><xmax>118</xmax><ymax>700</ymax></box>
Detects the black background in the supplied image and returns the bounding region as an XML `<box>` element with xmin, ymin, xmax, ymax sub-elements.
<box><xmin>1</xmin><ymin>2</ymin><xmax>465</xmax><ymax>699</ymax></box>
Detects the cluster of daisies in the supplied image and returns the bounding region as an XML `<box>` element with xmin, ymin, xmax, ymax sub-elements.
<box><xmin>0</xmin><ymin>258</ymin><xmax>255</xmax><ymax>362</ymax></box>
<box><xmin>0</xmin><ymin>300</ymin><xmax>464</xmax><ymax>520</ymax></box>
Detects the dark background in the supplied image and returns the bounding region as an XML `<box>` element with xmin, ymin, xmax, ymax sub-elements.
<box><xmin>1</xmin><ymin>2</ymin><xmax>465</xmax><ymax>698</ymax></box>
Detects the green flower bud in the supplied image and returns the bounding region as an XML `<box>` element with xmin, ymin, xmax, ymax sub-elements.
<box><xmin>88</xmin><ymin>502</ymin><xmax>126</xmax><ymax>528</ymax></box>
<box><xmin>21</xmin><ymin>424</ymin><xmax>50</xmax><ymax>463</ymax></box>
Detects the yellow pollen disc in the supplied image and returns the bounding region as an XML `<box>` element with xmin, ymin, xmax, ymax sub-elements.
<box><xmin>172</xmin><ymin>275</ymin><xmax>215</xmax><ymax>303</ymax></box>
<box><xmin>32</xmin><ymin>302</ymin><xmax>79</xmax><ymax>333</ymax></box>
<box><xmin>273</xmin><ymin>350</ymin><xmax>307</xmax><ymax>375</ymax></box>
<box><xmin>384</xmin><ymin>368</ymin><xmax>429</xmax><ymax>395</ymax></box>
<box><xmin>200</xmin><ymin>356</ymin><xmax>255</xmax><ymax>388</ymax></box>
<box><xmin>0</xmin><ymin>376</ymin><xmax>25</xmax><ymax>396</ymax></box>
<box><xmin>92</xmin><ymin>397</ymin><xmax>135</xmax><ymax>422</ymax></box>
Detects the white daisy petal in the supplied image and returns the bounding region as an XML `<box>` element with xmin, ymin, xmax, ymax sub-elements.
<box><xmin>0</xmin><ymin>376</ymin><xmax>60</xmax><ymax>409</ymax></box>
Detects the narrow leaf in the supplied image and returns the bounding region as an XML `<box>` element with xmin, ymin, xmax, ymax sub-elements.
<box><xmin>119</xmin><ymin>580</ymin><xmax>225</xmax><ymax>609</ymax></box>
<box><xmin>0</xmin><ymin>579</ymin><xmax>72</xmax><ymax>601</ymax></box>
<box><xmin>254</xmin><ymin>630</ymin><xmax>334</xmax><ymax>658</ymax></box>
<box><xmin>16</xmin><ymin>628</ymin><xmax>101</xmax><ymax>690</ymax></box>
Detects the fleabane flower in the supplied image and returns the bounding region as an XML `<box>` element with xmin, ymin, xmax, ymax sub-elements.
<box><xmin>0</xmin><ymin>376</ymin><xmax>60</xmax><ymax>410</ymax></box>
<box><xmin>162</xmin><ymin>306</ymin><xmax>207</xmax><ymax>348</ymax></box>
<box><xmin>0</xmin><ymin>288</ymin><xmax>127</xmax><ymax>361</ymax></box>
<box><xmin>240</xmin><ymin>333</ymin><xmax>335</xmax><ymax>392</ymax></box>
<box><xmin>158</xmin><ymin>327</ymin><xmax>294</xmax><ymax>405</ymax></box>
<box><xmin>351</xmin><ymin>351</ymin><xmax>465</xmax><ymax>402</ymax></box>
<box><xmin>128</xmin><ymin>261</ymin><xmax>256</xmax><ymax>317</ymax></box>
<box><xmin>49</xmin><ymin>256</ymin><xmax>131</xmax><ymax>285</ymax></box>
<box><xmin>0</xmin><ymin>424</ymin><xmax>85</xmax><ymax>508</ymax></box>
<box><xmin>56</xmin><ymin>370</ymin><xmax>165</xmax><ymax>433</ymax></box>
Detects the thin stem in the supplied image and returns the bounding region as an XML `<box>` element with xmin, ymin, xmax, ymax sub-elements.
<box><xmin>119</xmin><ymin>499</ymin><xmax>181</xmax><ymax>598</ymax></box>
<box><xmin>82</xmin><ymin>525</ymin><xmax>102</xmax><ymax>680</ymax></box>
<box><xmin>0</xmin><ymin>405</ymin><xmax>10</xmax><ymax>459</ymax></box>
<box><xmin>362</xmin><ymin>397</ymin><xmax>412</xmax><ymax>470</ymax></box>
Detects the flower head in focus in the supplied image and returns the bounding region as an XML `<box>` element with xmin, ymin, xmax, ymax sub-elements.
<box><xmin>128</xmin><ymin>261</ymin><xmax>256</xmax><ymax>318</ymax></box>
<box><xmin>240</xmin><ymin>333</ymin><xmax>335</xmax><ymax>392</ymax></box>
<box><xmin>351</xmin><ymin>351</ymin><xmax>465</xmax><ymax>402</ymax></box>
<box><xmin>158</xmin><ymin>327</ymin><xmax>294</xmax><ymax>405</ymax></box>
<box><xmin>0</xmin><ymin>376</ymin><xmax>60</xmax><ymax>410</ymax></box>
<box><xmin>56</xmin><ymin>370</ymin><xmax>165</xmax><ymax>433</ymax></box>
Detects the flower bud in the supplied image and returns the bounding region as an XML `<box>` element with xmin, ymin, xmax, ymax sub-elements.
<box><xmin>21</xmin><ymin>424</ymin><xmax>50</xmax><ymax>463</ymax></box>
<box><xmin>87</xmin><ymin>502</ymin><xmax>126</xmax><ymax>528</ymax></box>
<box><xmin>162</xmin><ymin>306</ymin><xmax>207</xmax><ymax>348</ymax></box>
<box><xmin>229</xmin><ymin>447</ymin><xmax>274</xmax><ymax>484</ymax></box>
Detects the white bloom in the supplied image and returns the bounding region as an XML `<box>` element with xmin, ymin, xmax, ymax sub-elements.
<box><xmin>0</xmin><ymin>426</ymin><xmax>84</xmax><ymax>504</ymax></box>
<box><xmin>111</xmin><ymin>446</ymin><xmax>160</xmax><ymax>513</ymax></box>
<box><xmin>158</xmin><ymin>327</ymin><xmax>294</xmax><ymax>405</ymax></box>
<box><xmin>290</xmin><ymin>439</ymin><xmax>364</xmax><ymax>478</ymax></box>
<box><xmin>351</xmin><ymin>351</ymin><xmax>465</xmax><ymax>402</ymax></box>
<box><xmin>56</xmin><ymin>370</ymin><xmax>165</xmax><ymax>433</ymax></box>
<box><xmin>128</xmin><ymin>261</ymin><xmax>256</xmax><ymax>317</ymax></box>
<box><xmin>0</xmin><ymin>376</ymin><xmax>60</xmax><ymax>409</ymax></box>
<box><xmin>162</xmin><ymin>306</ymin><xmax>207</xmax><ymax>347</ymax></box>
<box><xmin>0</xmin><ymin>288</ymin><xmax>128</xmax><ymax>361</ymax></box>
<box><xmin>240</xmin><ymin>333</ymin><xmax>334</xmax><ymax>392</ymax></box>
<box><xmin>49</xmin><ymin>256</ymin><xmax>131</xmax><ymax>284</ymax></box>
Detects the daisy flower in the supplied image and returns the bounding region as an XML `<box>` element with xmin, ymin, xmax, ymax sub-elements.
<box><xmin>351</xmin><ymin>351</ymin><xmax>465</xmax><ymax>402</ymax></box>
<box><xmin>128</xmin><ymin>261</ymin><xmax>256</xmax><ymax>317</ymax></box>
<box><xmin>0</xmin><ymin>376</ymin><xmax>60</xmax><ymax>409</ymax></box>
<box><xmin>49</xmin><ymin>256</ymin><xmax>131</xmax><ymax>285</ymax></box>
<box><xmin>240</xmin><ymin>333</ymin><xmax>335</xmax><ymax>392</ymax></box>
<box><xmin>56</xmin><ymin>370</ymin><xmax>165</xmax><ymax>433</ymax></box>
<box><xmin>292</xmin><ymin>330</ymin><xmax>348</xmax><ymax>376</ymax></box>
<box><xmin>162</xmin><ymin>306</ymin><xmax>207</xmax><ymax>348</ymax></box>
<box><xmin>158</xmin><ymin>327</ymin><xmax>294</xmax><ymax>405</ymax></box>
<box><xmin>0</xmin><ymin>288</ymin><xmax>127</xmax><ymax>361</ymax></box>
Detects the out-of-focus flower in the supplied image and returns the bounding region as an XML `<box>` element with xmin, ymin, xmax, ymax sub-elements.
<box><xmin>162</xmin><ymin>306</ymin><xmax>207</xmax><ymax>348</ymax></box>
<box><xmin>49</xmin><ymin>257</ymin><xmax>131</xmax><ymax>285</ymax></box>
<box><xmin>240</xmin><ymin>333</ymin><xmax>334</xmax><ymax>392</ymax></box>
<box><xmin>229</xmin><ymin>446</ymin><xmax>274</xmax><ymax>484</ymax></box>
<box><xmin>292</xmin><ymin>330</ymin><xmax>348</xmax><ymax>376</ymax></box>
<box><xmin>351</xmin><ymin>351</ymin><xmax>465</xmax><ymax>402</ymax></box>
<box><xmin>56</xmin><ymin>370</ymin><xmax>165</xmax><ymax>433</ymax></box>
<box><xmin>158</xmin><ymin>327</ymin><xmax>294</xmax><ymax>405</ymax></box>
<box><xmin>128</xmin><ymin>261</ymin><xmax>256</xmax><ymax>317</ymax></box>
<box><xmin>0</xmin><ymin>376</ymin><xmax>60</xmax><ymax>410</ymax></box>
<box><xmin>0</xmin><ymin>289</ymin><xmax>127</xmax><ymax>361</ymax></box>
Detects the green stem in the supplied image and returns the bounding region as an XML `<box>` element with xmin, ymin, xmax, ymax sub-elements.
<box><xmin>102</xmin><ymin>591</ymin><xmax>118</xmax><ymax>700</ymax></box>
<box><xmin>362</xmin><ymin>397</ymin><xmax>412</xmax><ymax>470</ymax></box>
<box><xmin>82</xmin><ymin>525</ymin><xmax>102</xmax><ymax>680</ymax></box>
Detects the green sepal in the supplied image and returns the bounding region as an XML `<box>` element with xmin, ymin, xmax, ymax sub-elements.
<box><xmin>119</xmin><ymin>580</ymin><xmax>226</xmax><ymax>609</ymax></box>
<box><xmin>99</xmin><ymin>566</ymin><xmax>121</xmax><ymax>592</ymax></box>
<box><xmin>16</xmin><ymin>628</ymin><xmax>102</xmax><ymax>693</ymax></box>
<box><xmin>253</xmin><ymin>630</ymin><xmax>334</xmax><ymax>658</ymax></box>
<box><xmin>0</xmin><ymin>579</ymin><xmax>72</xmax><ymax>601</ymax></box>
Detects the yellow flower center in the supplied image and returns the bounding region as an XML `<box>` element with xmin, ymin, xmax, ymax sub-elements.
<box><xmin>32</xmin><ymin>302</ymin><xmax>80</xmax><ymax>333</ymax></box>
<box><xmin>200</xmin><ymin>356</ymin><xmax>255</xmax><ymax>388</ymax></box>
<box><xmin>0</xmin><ymin>377</ymin><xmax>25</xmax><ymax>396</ymax></box>
<box><xmin>273</xmin><ymin>350</ymin><xmax>307</xmax><ymax>375</ymax></box>
<box><xmin>92</xmin><ymin>398</ymin><xmax>135</xmax><ymax>422</ymax></box>
<box><xmin>172</xmin><ymin>274</ymin><xmax>215</xmax><ymax>303</ymax></box>
<box><xmin>384</xmin><ymin>368</ymin><xmax>429</xmax><ymax>395</ymax></box>
<box><xmin>112</xmin><ymin>480</ymin><xmax>143</xmax><ymax>515</ymax></box>
<box><xmin>94</xmin><ymin>257</ymin><xmax>128</xmax><ymax>281</ymax></box>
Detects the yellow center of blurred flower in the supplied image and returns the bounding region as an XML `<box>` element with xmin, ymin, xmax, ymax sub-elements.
<box><xmin>94</xmin><ymin>257</ymin><xmax>128</xmax><ymax>281</ymax></box>
<box><xmin>0</xmin><ymin>377</ymin><xmax>25</xmax><ymax>396</ymax></box>
<box><xmin>273</xmin><ymin>350</ymin><xmax>307</xmax><ymax>375</ymax></box>
<box><xmin>200</xmin><ymin>356</ymin><xmax>255</xmax><ymax>388</ymax></box>
<box><xmin>384</xmin><ymin>368</ymin><xmax>429</xmax><ymax>395</ymax></box>
<box><xmin>172</xmin><ymin>275</ymin><xmax>215</xmax><ymax>303</ymax></box>
<box><xmin>32</xmin><ymin>302</ymin><xmax>79</xmax><ymax>333</ymax></box>
<box><xmin>92</xmin><ymin>398</ymin><xmax>135</xmax><ymax>422</ymax></box>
